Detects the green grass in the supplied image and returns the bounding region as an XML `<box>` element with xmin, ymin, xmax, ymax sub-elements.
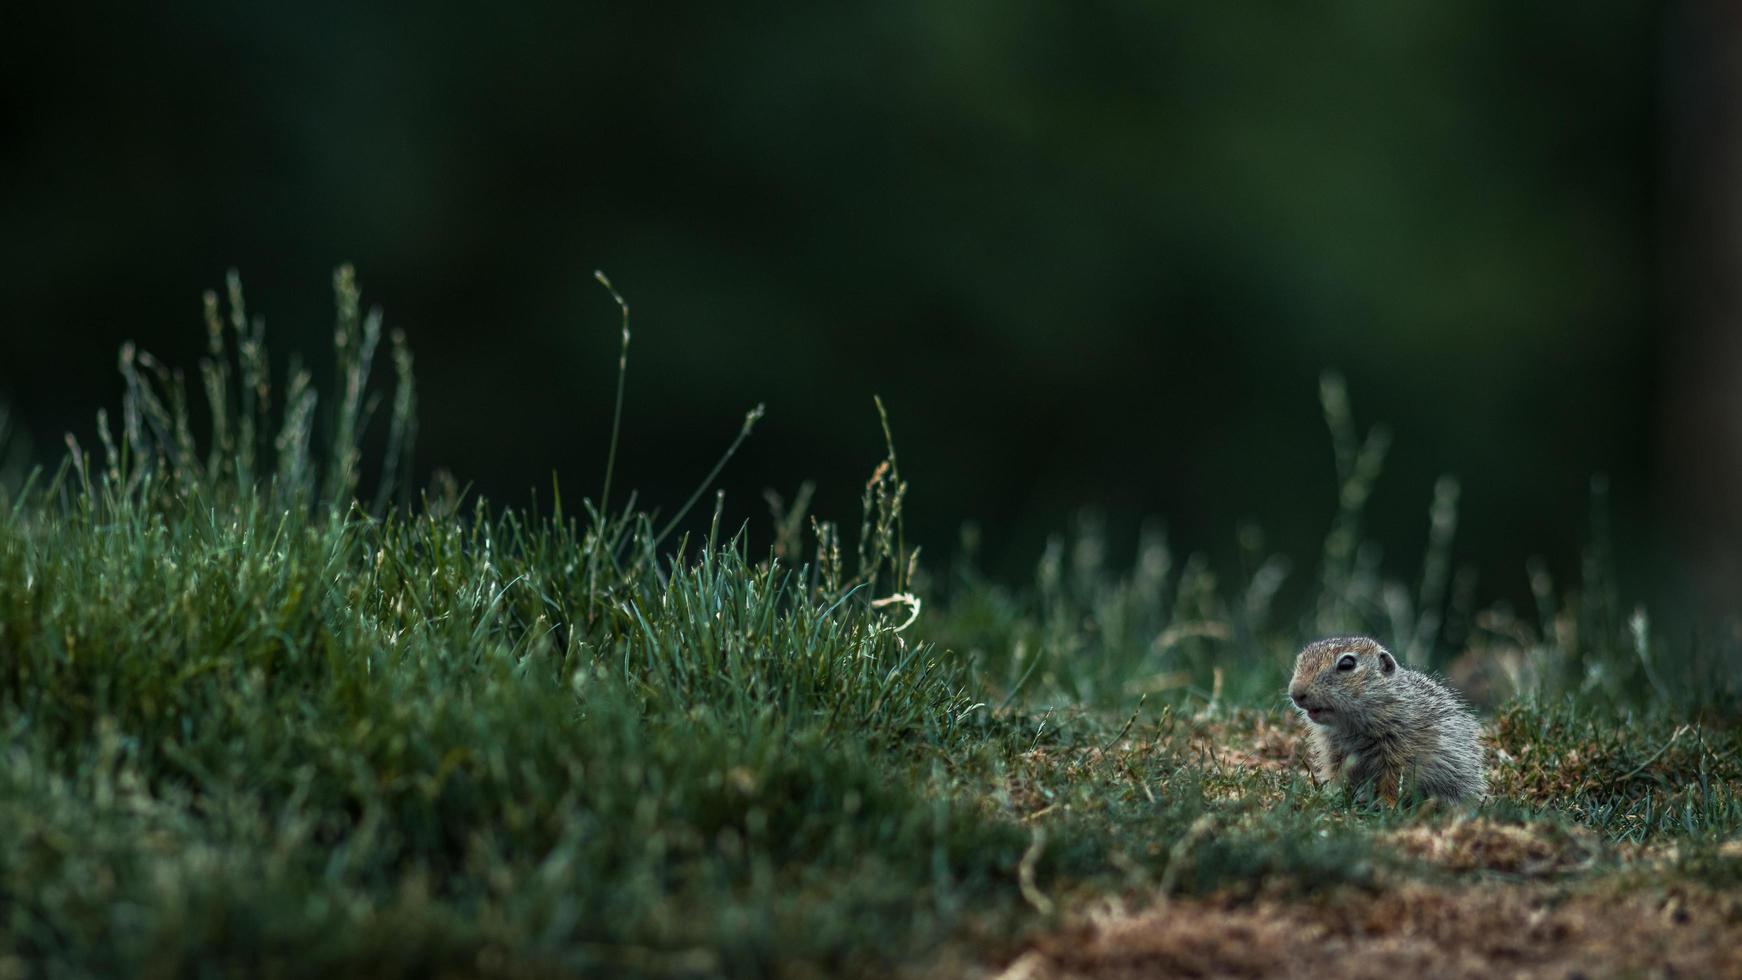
<box><xmin>1</xmin><ymin>269</ymin><xmax>1739</xmax><ymax>978</ymax></box>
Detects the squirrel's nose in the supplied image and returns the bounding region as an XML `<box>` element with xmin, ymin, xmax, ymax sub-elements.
<box><xmin>1289</xmin><ymin>690</ymin><xmax>1307</xmax><ymax>707</ymax></box>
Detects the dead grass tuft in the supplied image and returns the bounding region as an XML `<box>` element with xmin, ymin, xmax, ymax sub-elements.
<box><xmin>1385</xmin><ymin>818</ymin><xmax>1600</xmax><ymax>876</ymax></box>
<box><xmin>994</xmin><ymin>881</ymin><xmax>1742</xmax><ymax>980</ymax></box>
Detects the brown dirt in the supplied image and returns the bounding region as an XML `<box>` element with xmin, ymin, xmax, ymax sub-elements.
<box><xmin>988</xmin><ymin>881</ymin><xmax>1742</xmax><ymax>980</ymax></box>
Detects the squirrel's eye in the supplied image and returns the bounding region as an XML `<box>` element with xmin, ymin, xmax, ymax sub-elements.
<box><xmin>1336</xmin><ymin>655</ymin><xmax>1358</xmax><ymax>672</ymax></box>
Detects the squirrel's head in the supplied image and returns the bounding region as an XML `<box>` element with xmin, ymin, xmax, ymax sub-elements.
<box><xmin>1288</xmin><ymin>636</ymin><xmax>1397</xmax><ymax>729</ymax></box>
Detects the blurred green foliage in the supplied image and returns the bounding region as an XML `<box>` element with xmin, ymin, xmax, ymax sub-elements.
<box><xmin>0</xmin><ymin>2</ymin><xmax>1661</xmax><ymax>602</ymax></box>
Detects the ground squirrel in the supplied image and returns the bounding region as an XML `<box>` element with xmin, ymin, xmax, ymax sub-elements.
<box><xmin>1287</xmin><ymin>636</ymin><xmax>1487</xmax><ymax>805</ymax></box>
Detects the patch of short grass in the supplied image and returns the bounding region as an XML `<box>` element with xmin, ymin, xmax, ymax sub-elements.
<box><xmin>1489</xmin><ymin>699</ymin><xmax>1742</xmax><ymax>843</ymax></box>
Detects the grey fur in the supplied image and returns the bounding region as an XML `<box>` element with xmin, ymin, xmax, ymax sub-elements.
<box><xmin>1288</xmin><ymin>636</ymin><xmax>1487</xmax><ymax>805</ymax></box>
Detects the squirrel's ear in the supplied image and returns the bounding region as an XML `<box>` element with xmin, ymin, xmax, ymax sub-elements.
<box><xmin>1378</xmin><ymin>650</ymin><xmax>1397</xmax><ymax>674</ymax></box>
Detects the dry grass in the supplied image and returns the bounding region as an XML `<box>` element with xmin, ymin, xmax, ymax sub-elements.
<box><xmin>1489</xmin><ymin>704</ymin><xmax>1740</xmax><ymax>806</ymax></box>
<box><xmin>990</xmin><ymin>880</ymin><xmax>1742</xmax><ymax>980</ymax></box>
<box><xmin>1385</xmin><ymin>819</ymin><xmax>1601</xmax><ymax>876</ymax></box>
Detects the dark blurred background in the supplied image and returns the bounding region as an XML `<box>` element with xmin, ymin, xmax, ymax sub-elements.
<box><xmin>4</xmin><ymin>2</ymin><xmax>1734</xmax><ymax>610</ymax></box>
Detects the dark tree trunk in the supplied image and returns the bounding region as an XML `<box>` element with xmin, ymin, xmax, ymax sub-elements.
<box><xmin>1660</xmin><ymin>1</ymin><xmax>1742</xmax><ymax>612</ymax></box>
